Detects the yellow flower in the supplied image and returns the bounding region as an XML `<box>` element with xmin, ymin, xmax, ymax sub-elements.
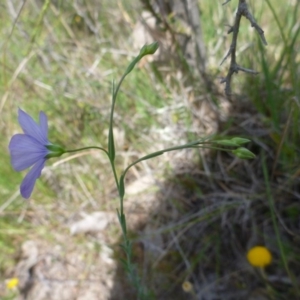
<box><xmin>247</xmin><ymin>246</ymin><xmax>272</xmax><ymax>267</ymax></box>
<box><xmin>6</xmin><ymin>277</ymin><xmax>19</xmax><ymax>289</ymax></box>
<box><xmin>182</xmin><ymin>281</ymin><xmax>193</xmax><ymax>293</ymax></box>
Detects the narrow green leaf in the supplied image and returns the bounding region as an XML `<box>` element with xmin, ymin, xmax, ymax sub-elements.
<box><xmin>108</xmin><ymin>125</ymin><xmax>115</xmax><ymax>161</ymax></box>
<box><xmin>119</xmin><ymin>175</ymin><xmax>125</xmax><ymax>199</ymax></box>
<box><xmin>108</xmin><ymin>83</ymin><xmax>116</xmax><ymax>161</ymax></box>
<box><xmin>121</xmin><ymin>213</ymin><xmax>127</xmax><ymax>235</ymax></box>
<box><xmin>141</xmin><ymin>150</ymin><xmax>164</xmax><ymax>160</ymax></box>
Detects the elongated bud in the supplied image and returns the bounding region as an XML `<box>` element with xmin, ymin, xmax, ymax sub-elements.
<box><xmin>230</xmin><ymin>137</ymin><xmax>251</xmax><ymax>145</ymax></box>
<box><xmin>215</xmin><ymin>137</ymin><xmax>251</xmax><ymax>147</ymax></box>
<box><xmin>139</xmin><ymin>42</ymin><xmax>159</xmax><ymax>57</ymax></box>
<box><xmin>45</xmin><ymin>144</ymin><xmax>65</xmax><ymax>158</ymax></box>
<box><xmin>215</xmin><ymin>139</ymin><xmax>239</xmax><ymax>147</ymax></box>
<box><xmin>125</xmin><ymin>42</ymin><xmax>159</xmax><ymax>75</ymax></box>
<box><xmin>232</xmin><ymin>147</ymin><xmax>256</xmax><ymax>159</ymax></box>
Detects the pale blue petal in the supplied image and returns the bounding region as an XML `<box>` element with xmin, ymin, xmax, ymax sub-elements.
<box><xmin>9</xmin><ymin>134</ymin><xmax>48</xmax><ymax>171</ymax></box>
<box><xmin>18</xmin><ymin>108</ymin><xmax>48</xmax><ymax>145</ymax></box>
<box><xmin>39</xmin><ymin>111</ymin><xmax>48</xmax><ymax>139</ymax></box>
<box><xmin>20</xmin><ymin>159</ymin><xmax>45</xmax><ymax>199</ymax></box>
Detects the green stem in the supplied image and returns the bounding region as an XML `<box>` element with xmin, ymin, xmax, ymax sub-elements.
<box><xmin>65</xmin><ymin>146</ymin><xmax>108</xmax><ymax>155</ymax></box>
<box><xmin>262</xmin><ymin>153</ymin><xmax>299</xmax><ymax>294</ymax></box>
<box><xmin>122</xmin><ymin>142</ymin><xmax>225</xmax><ymax>179</ymax></box>
<box><xmin>108</xmin><ymin>64</ymin><xmax>138</xmax><ymax>161</ymax></box>
<box><xmin>109</xmin><ymin>159</ymin><xmax>120</xmax><ymax>197</ymax></box>
<box><xmin>65</xmin><ymin>145</ymin><xmax>132</xmax><ymax>281</ymax></box>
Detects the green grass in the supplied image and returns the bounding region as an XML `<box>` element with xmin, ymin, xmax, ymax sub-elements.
<box><xmin>243</xmin><ymin>0</ymin><xmax>300</xmax><ymax>171</ymax></box>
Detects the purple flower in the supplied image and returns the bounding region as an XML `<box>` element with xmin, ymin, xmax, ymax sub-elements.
<box><xmin>9</xmin><ymin>109</ymin><xmax>64</xmax><ymax>199</ymax></box>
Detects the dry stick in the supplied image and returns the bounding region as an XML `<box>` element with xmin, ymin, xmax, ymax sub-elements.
<box><xmin>186</xmin><ymin>0</ymin><xmax>206</xmax><ymax>73</ymax></box>
<box><xmin>186</xmin><ymin>0</ymin><xmax>213</xmax><ymax>91</ymax></box>
<box><xmin>222</xmin><ymin>0</ymin><xmax>231</xmax><ymax>5</ymax></box>
<box><xmin>220</xmin><ymin>0</ymin><xmax>267</xmax><ymax>98</ymax></box>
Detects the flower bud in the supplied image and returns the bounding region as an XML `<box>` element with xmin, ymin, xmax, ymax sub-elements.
<box><xmin>232</xmin><ymin>147</ymin><xmax>255</xmax><ymax>159</ymax></box>
<box><xmin>139</xmin><ymin>42</ymin><xmax>159</xmax><ymax>57</ymax></box>
<box><xmin>215</xmin><ymin>139</ymin><xmax>239</xmax><ymax>147</ymax></box>
<box><xmin>230</xmin><ymin>137</ymin><xmax>251</xmax><ymax>145</ymax></box>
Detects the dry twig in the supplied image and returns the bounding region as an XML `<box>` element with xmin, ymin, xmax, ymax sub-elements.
<box><xmin>220</xmin><ymin>0</ymin><xmax>267</xmax><ymax>97</ymax></box>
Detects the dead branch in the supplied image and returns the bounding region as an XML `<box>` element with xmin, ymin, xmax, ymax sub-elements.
<box><xmin>221</xmin><ymin>0</ymin><xmax>267</xmax><ymax>98</ymax></box>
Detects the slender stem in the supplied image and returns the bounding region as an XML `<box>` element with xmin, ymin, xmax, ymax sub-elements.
<box><xmin>109</xmin><ymin>72</ymin><xmax>130</xmax><ymax>135</ymax></box>
<box><xmin>65</xmin><ymin>146</ymin><xmax>108</xmax><ymax>155</ymax></box>
<box><xmin>122</xmin><ymin>142</ymin><xmax>225</xmax><ymax>180</ymax></box>
<box><xmin>110</xmin><ymin>75</ymin><xmax>141</xmax><ymax>296</ymax></box>
<box><xmin>113</xmin><ymin>74</ymin><xmax>127</xmax><ymax>104</ymax></box>
<box><xmin>64</xmin><ymin>142</ymin><xmax>226</xmax><ymax>200</ymax></box>
<box><xmin>109</xmin><ymin>158</ymin><xmax>120</xmax><ymax>194</ymax></box>
<box><xmin>108</xmin><ymin>67</ymin><xmax>137</xmax><ymax>161</ymax></box>
<box><xmin>107</xmin><ymin>59</ymin><xmax>148</xmax><ymax>298</ymax></box>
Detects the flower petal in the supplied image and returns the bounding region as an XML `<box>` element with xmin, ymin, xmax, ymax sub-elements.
<box><xmin>39</xmin><ymin>111</ymin><xmax>48</xmax><ymax>139</ymax></box>
<box><xmin>9</xmin><ymin>134</ymin><xmax>48</xmax><ymax>171</ymax></box>
<box><xmin>18</xmin><ymin>108</ymin><xmax>48</xmax><ymax>145</ymax></box>
<box><xmin>20</xmin><ymin>159</ymin><xmax>45</xmax><ymax>199</ymax></box>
